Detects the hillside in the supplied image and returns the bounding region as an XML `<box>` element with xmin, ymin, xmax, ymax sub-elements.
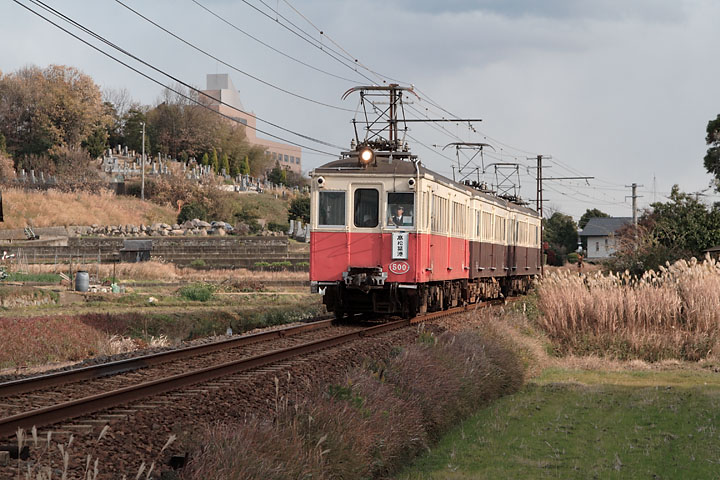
<box><xmin>0</xmin><ymin>187</ymin><xmax>176</xmax><ymax>229</ymax></box>
<box><xmin>0</xmin><ymin>187</ymin><xmax>294</xmax><ymax>230</ymax></box>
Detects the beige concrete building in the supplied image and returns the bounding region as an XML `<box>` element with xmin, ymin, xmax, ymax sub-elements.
<box><xmin>200</xmin><ymin>74</ymin><xmax>302</xmax><ymax>174</ymax></box>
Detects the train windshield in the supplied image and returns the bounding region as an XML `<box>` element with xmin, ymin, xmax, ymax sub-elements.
<box><xmin>387</xmin><ymin>192</ymin><xmax>414</xmax><ymax>228</ymax></box>
<box><xmin>318</xmin><ymin>191</ymin><xmax>345</xmax><ymax>226</ymax></box>
<box><xmin>354</xmin><ymin>189</ymin><xmax>379</xmax><ymax>227</ymax></box>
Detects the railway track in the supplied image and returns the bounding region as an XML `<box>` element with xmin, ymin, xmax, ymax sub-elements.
<box><xmin>0</xmin><ymin>298</ymin><xmax>510</xmax><ymax>444</ymax></box>
<box><xmin>0</xmin><ymin>318</ymin><xmax>404</xmax><ymax>440</ymax></box>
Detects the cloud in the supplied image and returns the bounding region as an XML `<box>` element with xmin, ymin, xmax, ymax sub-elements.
<box><xmin>389</xmin><ymin>0</ymin><xmax>688</xmax><ymax>22</ymax></box>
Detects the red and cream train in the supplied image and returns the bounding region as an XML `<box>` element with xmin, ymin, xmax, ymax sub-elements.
<box><xmin>309</xmin><ymin>147</ymin><xmax>542</xmax><ymax>318</ymax></box>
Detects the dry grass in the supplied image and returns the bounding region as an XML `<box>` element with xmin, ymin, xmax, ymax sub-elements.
<box><xmin>0</xmin><ymin>315</ymin><xmax>171</xmax><ymax>369</ymax></box>
<box><xmin>0</xmin><ymin>186</ymin><xmax>175</xmax><ymax>229</ymax></box>
<box><xmin>181</xmin><ymin>324</ymin><xmax>524</xmax><ymax>480</ymax></box>
<box><xmin>12</xmin><ymin>427</ymin><xmax>175</xmax><ymax>480</ymax></box>
<box><xmin>21</xmin><ymin>261</ymin><xmax>307</xmax><ymax>282</ymax></box>
<box><xmin>536</xmin><ymin>255</ymin><xmax>720</xmax><ymax>361</ymax></box>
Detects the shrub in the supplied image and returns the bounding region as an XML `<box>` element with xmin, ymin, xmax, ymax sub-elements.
<box><xmin>181</xmin><ymin>326</ymin><xmax>523</xmax><ymax>479</ymax></box>
<box><xmin>567</xmin><ymin>252</ymin><xmax>579</xmax><ymax>264</ymax></box>
<box><xmin>189</xmin><ymin>259</ymin><xmax>206</xmax><ymax>269</ymax></box>
<box><xmin>178</xmin><ymin>282</ymin><xmax>215</xmax><ymax>302</ymax></box>
<box><xmin>178</xmin><ymin>202</ymin><xmax>209</xmax><ymax>224</ymax></box>
<box><xmin>270</xmin><ymin>261</ymin><xmax>293</xmax><ymax>271</ymax></box>
<box><xmin>267</xmin><ymin>221</ymin><xmax>289</xmax><ymax>232</ymax></box>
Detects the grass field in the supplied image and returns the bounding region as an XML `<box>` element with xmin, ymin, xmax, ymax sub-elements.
<box><xmin>0</xmin><ymin>293</ymin><xmax>322</xmax><ymax>370</ymax></box>
<box><xmin>398</xmin><ymin>362</ymin><xmax>720</xmax><ymax>479</ymax></box>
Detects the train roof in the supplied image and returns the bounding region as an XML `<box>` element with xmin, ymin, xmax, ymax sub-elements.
<box><xmin>313</xmin><ymin>152</ymin><xmax>540</xmax><ymax>217</ymax></box>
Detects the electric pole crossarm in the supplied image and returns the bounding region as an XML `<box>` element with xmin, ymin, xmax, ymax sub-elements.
<box><xmin>544</xmin><ymin>177</ymin><xmax>594</xmax><ymax>181</ymax></box>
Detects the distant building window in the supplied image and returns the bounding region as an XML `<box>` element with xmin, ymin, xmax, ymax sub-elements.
<box><xmin>290</xmin><ymin>156</ymin><xmax>295</xmax><ymax>164</ymax></box>
<box><xmin>595</xmin><ymin>241</ymin><xmax>599</xmax><ymax>252</ymax></box>
<box><xmin>272</xmin><ymin>152</ymin><xmax>277</xmax><ymax>161</ymax></box>
<box><xmin>284</xmin><ymin>155</ymin><xmax>289</xmax><ymax>163</ymax></box>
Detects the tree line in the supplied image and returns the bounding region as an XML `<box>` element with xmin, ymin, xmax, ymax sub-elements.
<box><xmin>543</xmin><ymin>114</ymin><xmax>720</xmax><ymax>273</ymax></box>
<box><xmin>0</xmin><ymin>64</ymin><xmax>301</xmax><ymax>186</ymax></box>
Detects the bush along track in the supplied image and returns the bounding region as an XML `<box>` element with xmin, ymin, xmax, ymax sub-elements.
<box><xmin>180</xmin><ymin>321</ymin><xmax>524</xmax><ymax>479</ymax></box>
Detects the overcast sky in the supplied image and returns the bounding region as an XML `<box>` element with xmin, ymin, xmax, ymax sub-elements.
<box><xmin>2</xmin><ymin>0</ymin><xmax>719</xmax><ymax>220</ymax></box>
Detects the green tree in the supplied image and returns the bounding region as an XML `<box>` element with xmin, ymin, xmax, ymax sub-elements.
<box><xmin>648</xmin><ymin>186</ymin><xmax>720</xmax><ymax>256</ymax></box>
<box><xmin>267</xmin><ymin>162</ymin><xmax>287</xmax><ymax>185</ymax></box>
<box><xmin>609</xmin><ymin>186</ymin><xmax>720</xmax><ymax>273</ymax></box>
<box><xmin>578</xmin><ymin>208</ymin><xmax>610</xmax><ymax>230</ymax></box>
<box><xmin>288</xmin><ymin>195</ymin><xmax>310</xmax><ymax>223</ymax></box>
<box><xmin>220</xmin><ymin>152</ymin><xmax>230</xmax><ymax>175</ymax></box>
<box><xmin>201</xmin><ymin>152</ymin><xmax>209</xmax><ymax>167</ymax></box>
<box><xmin>123</xmin><ymin>107</ymin><xmax>149</xmax><ymax>154</ymax></box>
<box><xmin>82</xmin><ymin>126</ymin><xmax>108</xmax><ymax>158</ymax></box>
<box><xmin>239</xmin><ymin>156</ymin><xmax>250</xmax><ymax>176</ymax></box>
<box><xmin>704</xmin><ymin>114</ymin><xmax>720</xmax><ymax>186</ymax></box>
<box><xmin>229</xmin><ymin>155</ymin><xmax>240</xmax><ymax>177</ymax></box>
<box><xmin>544</xmin><ymin>212</ymin><xmax>578</xmax><ymax>265</ymax></box>
<box><xmin>211</xmin><ymin>149</ymin><xmax>219</xmax><ymax>173</ymax></box>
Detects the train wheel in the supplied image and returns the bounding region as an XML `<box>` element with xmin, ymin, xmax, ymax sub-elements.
<box><xmin>334</xmin><ymin>308</ymin><xmax>345</xmax><ymax>322</ymax></box>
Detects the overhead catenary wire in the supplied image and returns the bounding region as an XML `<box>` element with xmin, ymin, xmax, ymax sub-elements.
<box><xmin>216</xmin><ymin>0</ymin><xmax>636</xmax><ymax>204</ymax></box>
<box><xmin>13</xmin><ymin>0</ymin><xmax>339</xmax><ymax>156</ymax></box>
<box><xmin>257</xmin><ymin>0</ymin><xmax>637</xmax><ymax>199</ymax></box>
<box><xmin>278</xmin><ymin>0</ymin><xmax>398</xmax><ymax>86</ymax></box>
<box><xmin>187</xmin><ymin>0</ymin><xmax>361</xmax><ymax>84</ymax></box>
<box><xmin>212</xmin><ymin>0</ymin><xmax>377</xmax><ymax>84</ymax></box>
<box><xmin>114</xmin><ymin>0</ymin><xmax>355</xmax><ymax>113</ymax></box>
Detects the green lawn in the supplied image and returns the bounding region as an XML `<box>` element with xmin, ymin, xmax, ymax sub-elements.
<box><xmin>398</xmin><ymin>368</ymin><xmax>720</xmax><ymax>479</ymax></box>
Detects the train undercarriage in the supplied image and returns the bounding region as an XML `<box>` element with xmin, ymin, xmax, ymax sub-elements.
<box><xmin>322</xmin><ymin>275</ymin><xmax>534</xmax><ymax>320</ymax></box>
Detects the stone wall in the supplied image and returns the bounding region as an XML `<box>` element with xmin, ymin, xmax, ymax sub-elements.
<box><xmin>3</xmin><ymin>236</ymin><xmax>308</xmax><ymax>268</ymax></box>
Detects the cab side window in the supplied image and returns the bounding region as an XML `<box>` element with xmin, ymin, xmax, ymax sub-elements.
<box><xmin>387</xmin><ymin>192</ymin><xmax>414</xmax><ymax>227</ymax></box>
<box><xmin>318</xmin><ymin>191</ymin><xmax>345</xmax><ymax>226</ymax></box>
<box><xmin>354</xmin><ymin>189</ymin><xmax>379</xmax><ymax>227</ymax></box>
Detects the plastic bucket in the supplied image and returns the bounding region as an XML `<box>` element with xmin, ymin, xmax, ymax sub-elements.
<box><xmin>75</xmin><ymin>271</ymin><xmax>90</xmax><ymax>292</ymax></box>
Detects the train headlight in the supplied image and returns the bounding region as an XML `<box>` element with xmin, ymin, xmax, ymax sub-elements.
<box><xmin>358</xmin><ymin>146</ymin><xmax>374</xmax><ymax>166</ymax></box>
<box><xmin>316</xmin><ymin>176</ymin><xmax>325</xmax><ymax>188</ymax></box>
<box><xmin>408</xmin><ymin>178</ymin><xmax>416</xmax><ymax>189</ymax></box>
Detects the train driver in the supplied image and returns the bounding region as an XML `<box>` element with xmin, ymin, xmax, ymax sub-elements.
<box><xmin>389</xmin><ymin>205</ymin><xmax>407</xmax><ymax>227</ymax></box>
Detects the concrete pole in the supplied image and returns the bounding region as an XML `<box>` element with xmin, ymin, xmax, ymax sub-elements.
<box><xmin>141</xmin><ymin>121</ymin><xmax>146</xmax><ymax>201</ymax></box>
<box><xmin>631</xmin><ymin>183</ymin><xmax>638</xmax><ymax>228</ymax></box>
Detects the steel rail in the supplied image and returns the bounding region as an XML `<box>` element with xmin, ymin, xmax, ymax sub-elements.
<box><xmin>0</xmin><ymin>319</ymin><xmax>408</xmax><ymax>438</ymax></box>
<box><xmin>0</xmin><ymin>317</ymin><xmax>334</xmax><ymax>397</ymax></box>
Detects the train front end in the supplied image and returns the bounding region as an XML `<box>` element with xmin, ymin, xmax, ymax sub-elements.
<box><xmin>309</xmin><ymin>146</ymin><xmax>421</xmax><ymax>319</ymax></box>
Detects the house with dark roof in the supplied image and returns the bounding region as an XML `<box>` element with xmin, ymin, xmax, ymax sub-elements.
<box><xmin>579</xmin><ymin>217</ymin><xmax>632</xmax><ymax>260</ymax></box>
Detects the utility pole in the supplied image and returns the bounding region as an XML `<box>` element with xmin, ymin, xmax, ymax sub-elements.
<box><xmin>625</xmin><ymin>183</ymin><xmax>643</xmax><ymax>228</ymax></box>
<box><xmin>625</xmin><ymin>183</ymin><xmax>643</xmax><ymax>247</ymax></box>
<box><xmin>536</xmin><ymin>155</ymin><xmax>543</xmax><ymax>217</ymax></box>
<box><xmin>141</xmin><ymin>121</ymin><xmax>146</xmax><ymax>201</ymax></box>
<box><xmin>536</xmin><ymin>155</ymin><xmax>544</xmax><ymax>275</ymax></box>
<box><xmin>529</xmin><ymin>154</ymin><xmax>593</xmax><ymax>274</ymax></box>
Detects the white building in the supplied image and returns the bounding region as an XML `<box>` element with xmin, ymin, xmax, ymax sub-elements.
<box><xmin>579</xmin><ymin>217</ymin><xmax>632</xmax><ymax>260</ymax></box>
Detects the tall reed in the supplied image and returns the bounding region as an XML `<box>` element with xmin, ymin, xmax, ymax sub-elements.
<box><xmin>536</xmin><ymin>256</ymin><xmax>720</xmax><ymax>361</ymax></box>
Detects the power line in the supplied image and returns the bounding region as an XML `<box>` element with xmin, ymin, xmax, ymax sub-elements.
<box><xmin>218</xmin><ymin>0</ymin><xmax>377</xmax><ymax>84</ymax></box>
<box><xmin>27</xmin><ymin>0</ymin><xmax>344</xmax><ymax>150</ymax></box>
<box><xmin>279</xmin><ymin>0</ymin><xmax>395</xmax><ymax>85</ymax></box>
<box><xmin>187</xmin><ymin>0</ymin><xmax>360</xmax><ymax>84</ymax></box>
<box><xmin>14</xmin><ymin>0</ymin><xmax>339</xmax><ymax>155</ymax></box>
<box><xmin>114</xmin><ymin>0</ymin><xmax>355</xmax><ymax>113</ymax></box>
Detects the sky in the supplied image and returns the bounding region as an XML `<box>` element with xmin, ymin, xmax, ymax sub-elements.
<box><xmin>1</xmin><ymin>0</ymin><xmax>719</xmax><ymax>220</ymax></box>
